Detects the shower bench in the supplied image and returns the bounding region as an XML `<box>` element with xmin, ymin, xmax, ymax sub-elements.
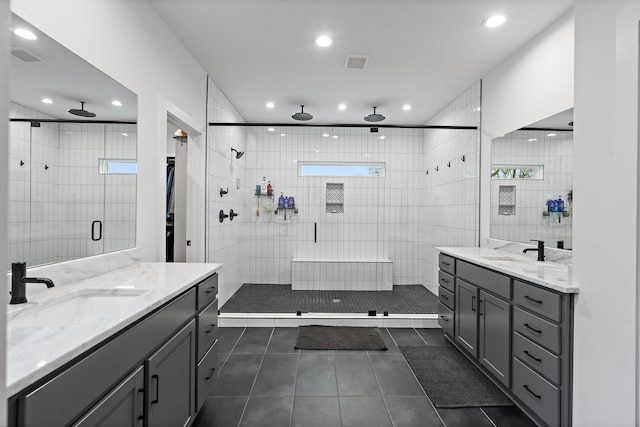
<box><xmin>292</xmin><ymin>257</ymin><xmax>393</xmax><ymax>291</ymax></box>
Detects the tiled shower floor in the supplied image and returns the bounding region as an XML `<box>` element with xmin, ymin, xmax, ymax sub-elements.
<box><xmin>220</xmin><ymin>284</ymin><xmax>439</xmax><ymax>315</ymax></box>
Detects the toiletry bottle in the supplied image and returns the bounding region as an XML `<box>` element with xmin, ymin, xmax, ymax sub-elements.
<box><xmin>278</xmin><ymin>192</ymin><xmax>285</xmax><ymax>208</ymax></box>
<box><xmin>547</xmin><ymin>199</ymin><xmax>554</xmax><ymax>212</ymax></box>
<box><xmin>261</xmin><ymin>176</ymin><xmax>267</xmax><ymax>194</ymax></box>
<box><xmin>256</xmin><ymin>184</ymin><xmax>261</xmax><ymax>195</ymax></box>
<box><xmin>557</xmin><ymin>196</ymin><xmax>564</xmax><ymax>212</ymax></box>
<box><xmin>267</xmin><ymin>181</ymin><xmax>272</xmax><ymax>195</ymax></box>
<box><xmin>284</xmin><ymin>196</ymin><xmax>289</xmax><ymax>209</ymax></box>
<box><xmin>289</xmin><ymin>196</ymin><xmax>295</xmax><ymax>209</ymax></box>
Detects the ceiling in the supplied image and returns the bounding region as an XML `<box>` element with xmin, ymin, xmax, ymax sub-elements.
<box><xmin>148</xmin><ymin>0</ymin><xmax>574</xmax><ymax>126</ymax></box>
<box><xmin>10</xmin><ymin>14</ymin><xmax>138</xmax><ymax>122</ymax></box>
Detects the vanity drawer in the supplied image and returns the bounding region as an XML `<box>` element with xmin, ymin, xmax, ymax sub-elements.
<box><xmin>513</xmin><ymin>307</ymin><xmax>561</xmax><ymax>354</ymax></box>
<box><xmin>514</xmin><ymin>280</ymin><xmax>561</xmax><ymax>322</ymax></box>
<box><xmin>196</xmin><ymin>341</ymin><xmax>218</xmax><ymax>412</ymax></box>
<box><xmin>513</xmin><ymin>332</ymin><xmax>561</xmax><ymax>385</ymax></box>
<box><xmin>439</xmin><ymin>286</ymin><xmax>454</xmax><ymax>310</ymax></box>
<box><xmin>438</xmin><ymin>302</ymin><xmax>454</xmax><ymax>336</ymax></box>
<box><xmin>439</xmin><ymin>271</ymin><xmax>455</xmax><ymax>293</ymax></box>
<box><xmin>457</xmin><ymin>260</ymin><xmax>511</xmax><ymax>300</ymax></box>
<box><xmin>512</xmin><ymin>357</ymin><xmax>560</xmax><ymax>427</ymax></box>
<box><xmin>439</xmin><ymin>253</ymin><xmax>455</xmax><ymax>275</ymax></box>
<box><xmin>197</xmin><ymin>299</ymin><xmax>219</xmax><ymax>361</ymax></box>
<box><xmin>197</xmin><ymin>273</ymin><xmax>218</xmax><ymax>312</ymax></box>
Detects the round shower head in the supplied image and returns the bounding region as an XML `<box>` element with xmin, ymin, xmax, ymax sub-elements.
<box><xmin>231</xmin><ymin>148</ymin><xmax>244</xmax><ymax>159</ymax></box>
<box><xmin>292</xmin><ymin>105</ymin><xmax>313</xmax><ymax>121</ymax></box>
<box><xmin>364</xmin><ymin>107</ymin><xmax>385</xmax><ymax>122</ymax></box>
<box><xmin>68</xmin><ymin>101</ymin><xmax>96</xmax><ymax>118</ymax></box>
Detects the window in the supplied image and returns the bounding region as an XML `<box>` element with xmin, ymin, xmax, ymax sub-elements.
<box><xmin>299</xmin><ymin>162</ymin><xmax>385</xmax><ymax>177</ymax></box>
<box><xmin>490</xmin><ymin>165</ymin><xmax>543</xmax><ymax>179</ymax></box>
<box><xmin>98</xmin><ymin>159</ymin><xmax>137</xmax><ymax>175</ymax></box>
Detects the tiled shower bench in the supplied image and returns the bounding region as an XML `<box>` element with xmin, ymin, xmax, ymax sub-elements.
<box><xmin>292</xmin><ymin>257</ymin><xmax>393</xmax><ymax>290</ymax></box>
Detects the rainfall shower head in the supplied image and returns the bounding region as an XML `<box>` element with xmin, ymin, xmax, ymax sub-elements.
<box><xmin>364</xmin><ymin>107</ymin><xmax>385</xmax><ymax>122</ymax></box>
<box><xmin>292</xmin><ymin>105</ymin><xmax>313</xmax><ymax>121</ymax></box>
<box><xmin>68</xmin><ymin>101</ymin><xmax>96</xmax><ymax>118</ymax></box>
<box><xmin>231</xmin><ymin>148</ymin><xmax>244</xmax><ymax>159</ymax></box>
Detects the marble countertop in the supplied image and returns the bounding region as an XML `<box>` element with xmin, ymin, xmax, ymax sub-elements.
<box><xmin>437</xmin><ymin>247</ymin><xmax>576</xmax><ymax>294</ymax></box>
<box><xmin>6</xmin><ymin>262</ymin><xmax>221</xmax><ymax>397</ymax></box>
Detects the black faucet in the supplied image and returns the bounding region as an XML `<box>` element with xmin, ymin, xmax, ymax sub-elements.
<box><xmin>523</xmin><ymin>240</ymin><xmax>545</xmax><ymax>262</ymax></box>
<box><xmin>10</xmin><ymin>262</ymin><xmax>55</xmax><ymax>304</ymax></box>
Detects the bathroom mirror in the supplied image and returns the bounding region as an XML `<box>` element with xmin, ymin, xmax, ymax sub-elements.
<box><xmin>8</xmin><ymin>14</ymin><xmax>138</xmax><ymax>268</ymax></box>
<box><xmin>489</xmin><ymin>109</ymin><xmax>573</xmax><ymax>249</ymax></box>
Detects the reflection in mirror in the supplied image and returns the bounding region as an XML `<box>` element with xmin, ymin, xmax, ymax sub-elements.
<box><xmin>490</xmin><ymin>109</ymin><xmax>573</xmax><ymax>249</ymax></box>
<box><xmin>8</xmin><ymin>14</ymin><xmax>137</xmax><ymax>268</ymax></box>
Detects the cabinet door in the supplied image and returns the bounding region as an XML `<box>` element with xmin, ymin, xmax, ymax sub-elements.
<box><xmin>146</xmin><ymin>320</ymin><xmax>196</xmax><ymax>427</ymax></box>
<box><xmin>74</xmin><ymin>366</ymin><xmax>144</xmax><ymax>427</ymax></box>
<box><xmin>479</xmin><ymin>291</ymin><xmax>511</xmax><ymax>387</ymax></box>
<box><xmin>455</xmin><ymin>279</ymin><xmax>478</xmax><ymax>357</ymax></box>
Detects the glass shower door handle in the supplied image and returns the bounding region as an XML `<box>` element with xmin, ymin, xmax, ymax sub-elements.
<box><xmin>92</xmin><ymin>220</ymin><xmax>103</xmax><ymax>241</ymax></box>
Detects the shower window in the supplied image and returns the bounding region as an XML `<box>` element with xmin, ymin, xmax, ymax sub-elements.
<box><xmin>299</xmin><ymin>162</ymin><xmax>385</xmax><ymax>177</ymax></box>
<box><xmin>99</xmin><ymin>158</ymin><xmax>138</xmax><ymax>174</ymax></box>
<box><xmin>491</xmin><ymin>165</ymin><xmax>543</xmax><ymax>179</ymax></box>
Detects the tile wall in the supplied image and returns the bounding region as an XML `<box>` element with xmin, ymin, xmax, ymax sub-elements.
<box><xmin>490</xmin><ymin>130</ymin><xmax>573</xmax><ymax>248</ymax></box>
<box><xmin>422</xmin><ymin>82</ymin><xmax>481</xmax><ymax>294</ymax></box>
<box><xmin>8</xmin><ymin>103</ymin><xmax>136</xmax><ymax>267</ymax></box>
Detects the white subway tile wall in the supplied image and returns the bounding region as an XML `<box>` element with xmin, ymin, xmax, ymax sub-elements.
<box><xmin>422</xmin><ymin>82</ymin><xmax>481</xmax><ymax>294</ymax></box>
<box><xmin>490</xmin><ymin>130</ymin><xmax>573</xmax><ymax>248</ymax></box>
<box><xmin>8</xmin><ymin>103</ymin><xmax>137</xmax><ymax>267</ymax></box>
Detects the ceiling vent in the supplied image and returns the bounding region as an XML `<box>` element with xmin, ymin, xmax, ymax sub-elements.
<box><xmin>11</xmin><ymin>48</ymin><xmax>42</xmax><ymax>62</ymax></box>
<box><xmin>344</xmin><ymin>55</ymin><xmax>369</xmax><ymax>70</ymax></box>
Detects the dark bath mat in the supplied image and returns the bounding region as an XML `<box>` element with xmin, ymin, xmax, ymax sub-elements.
<box><xmin>400</xmin><ymin>345</ymin><xmax>512</xmax><ymax>408</ymax></box>
<box><xmin>295</xmin><ymin>325</ymin><xmax>388</xmax><ymax>351</ymax></box>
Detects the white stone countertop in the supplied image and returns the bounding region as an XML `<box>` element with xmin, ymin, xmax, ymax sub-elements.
<box><xmin>437</xmin><ymin>247</ymin><xmax>576</xmax><ymax>294</ymax></box>
<box><xmin>6</xmin><ymin>262</ymin><xmax>221</xmax><ymax>397</ymax></box>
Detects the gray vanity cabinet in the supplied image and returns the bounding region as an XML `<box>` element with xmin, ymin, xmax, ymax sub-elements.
<box><xmin>478</xmin><ymin>290</ymin><xmax>510</xmax><ymax>386</ymax></box>
<box><xmin>454</xmin><ymin>279</ymin><xmax>478</xmax><ymax>356</ymax></box>
<box><xmin>146</xmin><ymin>320</ymin><xmax>197</xmax><ymax>427</ymax></box>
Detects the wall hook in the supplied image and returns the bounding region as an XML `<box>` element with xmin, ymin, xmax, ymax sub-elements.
<box><xmin>425</xmin><ymin>169</ymin><xmax>429</xmax><ymax>175</ymax></box>
<box><xmin>44</xmin><ymin>164</ymin><xmax>49</xmax><ymax>170</ymax></box>
<box><xmin>461</xmin><ymin>155</ymin><xmax>466</xmax><ymax>162</ymax></box>
<box><xmin>435</xmin><ymin>166</ymin><xmax>439</xmax><ymax>172</ymax></box>
<box><xmin>220</xmin><ymin>188</ymin><xmax>229</xmax><ymax>197</ymax></box>
<box><xmin>19</xmin><ymin>160</ymin><xmax>24</xmax><ymax>166</ymax></box>
<box><xmin>219</xmin><ymin>210</ymin><xmax>229</xmax><ymax>223</ymax></box>
<box><xmin>229</xmin><ymin>209</ymin><xmax>239</xmax><ymax>220</ymax></box>
<box><xmin>447</xmin><ymin>161</ymin><xmax>451</xmax><ymax>168</ymax></box>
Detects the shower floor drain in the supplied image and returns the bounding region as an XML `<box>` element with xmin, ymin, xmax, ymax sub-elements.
<box><xmin>332</xmin><ymin>298</ymin><xmax>341</xmax><ymax>303</ymax></box>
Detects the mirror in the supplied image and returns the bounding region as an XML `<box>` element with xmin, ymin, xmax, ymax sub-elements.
<box><xmin>490</xmin><ymin>109</ymin><xmax>573</xmax><ymax>249</ymax></box>
<box><xmin>8</xmin><ymin>14</ymin><xmax>138</xmax><ymax>268</ymax></box>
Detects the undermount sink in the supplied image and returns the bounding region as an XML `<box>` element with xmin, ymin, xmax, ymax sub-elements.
<box><xmin>9</xmin><ymin>288</ymin><xmax>148</xmax><ymax>328</ymax></box>
<box><xmin>481</xmin><ymin>256</ymin><xmax>523</xmax><ymax>262</ymax></box>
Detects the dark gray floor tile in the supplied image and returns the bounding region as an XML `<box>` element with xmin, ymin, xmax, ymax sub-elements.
<box><xmin>339</xmin><ymin>396</ymin><xmax>393</xmax><ymax>427</ymax></box>
<box><xmin>368</xmin><ymin>353</ymin><xmax>425</xmax><ymax>397</ymax></box>
<box><xmin>240</xmin><ymin>396</ymin><xmax>293</xmax><ymax>427</ymax></box>
<box><xmin>481</xmin><ymin>406</ymin><xmax>537</xmax><ymax>427</ymax></box>
<box><xmin>218</xmin><ymin>352</ymin><xmax>229</xmax><ymax>372</ymax></box>
<box><xmin>385</xmin><ymin>397</ymin><xmax>444</xmax><ymax>427</ymax></box>
<box><xmin>416</xmin><ymin>328</ymin><xmax>451</xmax><ymax>346</ymax></box>
<box><xmin>334</xmin><ymin>353</ymin><xmax>381</xmax><ymax>396</ymax></box>
<box><xmin>436</xmin><ymin>408</ymin><xmax>494</xmax><ymax>427</ymax></box>
<box><xmin>267</xmin><ymin>327</ymin><xmax>299</xmax><ymax>353</ymax></box>
<box><xmin>212</xmin><ymin>353</ymin><xmax>263</xmax><ymax>396</ymax></box>
<box><xmin>378</xmin><ymin>328</ymin><xmax>400</xmax><ymax>353</ymax></box>
<box><xmin>233</xmin><ymin>328</ymin><xmax>273</xmax><ymax>354</ymax></box>
<box><xmin>388</xmin><ymin>328</ymin><xmax>427</xmax><ymax>346</ymax></box>
<box><xmin>296</xmin><ymin>353</ymin><xmax>338</xmax><ymax>396</ymax></box>
<box><xmin>193</xmin><ymin>396</ymin><xmax>247</xmax><ymax>427</ymax></box>
<box><xmin>251</xmin><ymin>353</ymin><xmax>298</xmax><ymax>397</ymax></box>
<box><xmin>292</xmin><ymin>397</ymin><xmax>341</xmax><ymax>427</ymax></box>
<box><xmin>217</xmin><ymin>327</ymin><xmax>246</xmax><ymax>354</ymax></box>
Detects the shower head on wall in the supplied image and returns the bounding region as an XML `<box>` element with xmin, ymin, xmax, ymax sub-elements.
<box><xmin>364</xmin><ymin>107</ymin><xmax>385</xmax><ymax>122</ymax></box>
<box><xmin>292</xmin><ymin>105</ymin><xmax>313</xmax><ymax>121</ymax></box>
<box><xmin>231</xmin><ymin>148</ymin><xmax>244</xmax><ymax>159</ymax></box>
<box><xmin>68</xmin><ymin>101</ymin><xmax>96</xmax><ymax>118</ymax></box>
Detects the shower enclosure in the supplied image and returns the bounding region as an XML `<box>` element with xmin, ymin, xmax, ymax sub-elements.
<box><xmin>8</xmin><ymin>112</ymin><xmax>137</xmax><ymax>268</ymax></box>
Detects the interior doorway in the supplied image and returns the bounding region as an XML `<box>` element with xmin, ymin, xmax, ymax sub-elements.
<box><xmin>166</xmin><ymin>124</ymin><xmax>188</xmax><ymax>262</ymax></box>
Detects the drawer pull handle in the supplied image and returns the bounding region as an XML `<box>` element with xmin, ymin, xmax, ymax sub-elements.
<box><xmin>441</xmin><ymin>261</ymin><xmax>451</xmax><ymax>266</ymax></box>
<box><xmin>205</xmin><ymin>324</ymin><xmax>217</xmax><ymax>334</ymax></box>
<box><xmin>440</xmin><ymin>315</ymin><xmax>449</xmax><ymax>322</ymax></box>
<box><xmin>478</xmin><ymin>300</ymin><xmax>483</xmax><ymax>316</ymax></box>
<box><xmin>441</xmin><ymin>295</ymin><xmax>449</xmax><ymax>300</ymax></box>
<box><xmin>523</xmin><ymin>384</ymin><xmax>541</xmax><ymax>400</ymax></box>
<box><xmin>137</xmin><ymin>389</ymin><xmax>145</xmax><ymax>421</ymax></box>
<box><xmin>523</xmin><ymin>350</ymin><xmax>542</xmax><ymax>363</ymax></box>
<box><xmin>205</xmin><ymin>286</ymin><xmax>216</xmax><ymax>294</ymax></box>
<box><xmin>524</xmin><ymin>323</ymin><xmax>542</xmax><ymax>334</ymax></box>
<box><xmin>524</xmin><ymin>295</ymin><xmax>543</xmax><ymax>304</ymax></box>
<box><xmin>205</xmin><ymin>367</ymin><xmax>216</xmax><ymax>381</ymax></box>
<box><xmin>441</xmin><ymin>278</ymin><xmax>450</xmax><ymax>283</ymax></box>
<box><xmin>151</xmin><ymin>375</ymin><xmax>160</xmax><ymax>404</ymax></box>
<box><xmin>471</xmin><ymin>296</ymin><xmax>476</xmax><ymax>312</ymax></box>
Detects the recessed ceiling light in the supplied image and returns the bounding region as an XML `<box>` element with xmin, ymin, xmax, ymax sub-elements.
<box><xmin>332</xmin><ymin>135</ymin><xmax>338</xmax><ymax>139</ymax></box>
<box><xmin>267</xmin><ymin>127</ymin><xmax>275</xmax><ymax>132</ymax></box>
<box><xmin>528</xmin><ymin>138</ymin><xmax>537</xmax><ymax>142</ymax></box>
<box><xmin>315</xmin><ymin>35</ymin><xmax>332</xmax><ymax>47</ymax></box>
<box><xmin>322</xmin><ymin>133</ymin><xmax>330</xmax><ymax>137</ymax></box>
<box><xmin>266</xmin><ymin>102</ymin><xmax>275</xmax><ymax>109</ymax></box>
<box><xmin>482</xmin><ymin>14</ymin><xmax>506</xmax><ymax>28</ymax></box>
<box><xmin>41</xmin><ymin>98</ymin><xmax>53</xmax><ymax>104</ymax></box>
<box><xmin>112</xmin><ymin>100</ymin><xmax>122</xmax><ymax>107</ymax></box>
<box><xmin>547</xmin><ymin>133</ymin><xmax>557</xmax><ymax>137</ymax></box>
<box><xmin>280</xmin><ymin>133</ymin><xmax>286</xmax><ymax>137</ymax></box>
<box><xmin>338</xmin><ymin>104</ymin><xmax>346</xmax><ymax>111</ymax></box>
<box><xmin>14</xmin><ymin>28</ymin><xmax>37</xmax><ymax>40</ymax></box>
<box><xmin>122</xmin><ymin>133</ymin><xmax>129</xmax><ymax>137</ymax></box>
<box><xmin>379</xmin><ymin>135</ymin><xmax>386</xmax><ymax>140</ymax></box>
<box><xmin>402</xmin><ymin>104</ymin><xmax>412</xmax><ymax>111</ymax></box>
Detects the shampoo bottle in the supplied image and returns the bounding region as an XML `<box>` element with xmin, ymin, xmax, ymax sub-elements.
<box><xmin>267</xmin><ymin>181</ymin><xmax>272</xmax><ymax>195</ymax></box>
<box><xmin>557</xmin><ymin>196</ymin><xmax>564</xmax><ymax>213</ymax></box>
<box><xmin>278</xmin><ymin>193</ymin><xmax>285</xmax><ymax>208</ymax></box>
<box><xmin>261</xmin><ymin>176</ymin><xmax>267</xmax><ymax>194</ymax></box>
<box><xmin>289</xmin><ymin>196</ymin><xmax>295</xmax><ymax>209</ymax></box>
